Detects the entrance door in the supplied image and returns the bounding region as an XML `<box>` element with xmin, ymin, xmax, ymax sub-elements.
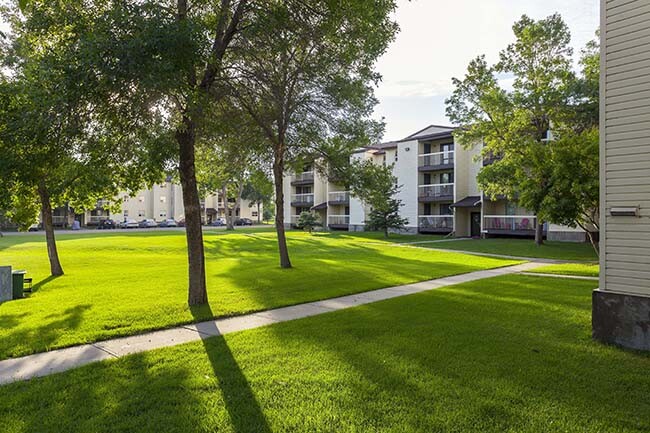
<box><xmin>471</xmin><ymin>212</ymin><xmax>481</xmax><ymax>237</ymax></box>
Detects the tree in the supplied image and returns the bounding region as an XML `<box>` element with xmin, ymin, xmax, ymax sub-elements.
<box><xmin>348</xmin><ymin>159</ymin><xmax>407</xmax><ymax>238</ymax></box>
<box><xmin>446</xmin><ymin>14</ymin><xmax>598</xmax><ymax>247</ymax></box>
<box><xmin>241</xmin><ymin>170</ymin><xmax>273</xmax><ymax>224</ymax></box>
<box><xmin>228</xmin><ymin>1</ymin><xmax>397</xmax><ymax>268</ymax></box>
<box><xmin>296</xmin><ymin>211</ymin><xmax>319</xmax><ymax>234</ymax></box>
<box><xmin>0</xmin><ymin>5</ymin><xmax>162</xmax><ymax>276</ymax></box>
<box><xmin>25</xmin><ymin>0</ymin><xmax>255</xmax><ymax>305</ymax></box>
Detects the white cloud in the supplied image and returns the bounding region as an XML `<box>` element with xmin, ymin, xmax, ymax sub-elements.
<box><xmin>374</xmin><ymin>0</ymin><xmax>599</xmax><ymax>141</ymax></box>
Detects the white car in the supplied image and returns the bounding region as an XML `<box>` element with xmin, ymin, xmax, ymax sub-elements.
<box><xmin>120</xmin><ymin>219</ymin><xmax>139</xmax><ymax>229</ymax></box>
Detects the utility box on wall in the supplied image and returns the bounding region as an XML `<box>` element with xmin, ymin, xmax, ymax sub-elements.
<box><xmin>0</xmin><ymin>266</ymin><xmax>12</xmax><ymax>303</ymax></box>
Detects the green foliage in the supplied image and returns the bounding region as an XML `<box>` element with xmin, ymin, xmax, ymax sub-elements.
<box><xmin>242</xmin><ymin>170</ymin><xmax>274</xmax><ymax>210</ymax></box>
<box><xmin>446</xmin><ymin>14</ymin><xmax>599</xmax><ymax>248</ymax></box>
<box><xmin>365</xmin><ymin>198</ymin><xmax>409</xmax><ymax>238</ymax></box>
<box><xmin>296</xmin><ymin>211</ymin><xmax>319</xmax><ymax>234</ymax></box>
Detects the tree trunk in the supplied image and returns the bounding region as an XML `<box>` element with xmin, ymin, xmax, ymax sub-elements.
<box><xmin>223</xmin><ymin>184</ymin><xmax>235</xmax><ymax>231</ymax></box>
<box><xmin>257</xmin><ymin>202</ymin><xmax>261</xmax><ymax>224</ymax></box>
<box><xmin>535</xmin><ymin>218</ymin><xmax>544</xmax><ymax>246</ymax></box>
<box><xmin>176</xmin><ymin>116</ymin><xmax>208</xmax><ymax>306</ymax></box>
<box><xmin>587</xmin><ymin>231</ymin><xmax>600</xmax><ymax>257</ymax></box>
<box><xmin>37</xmin><ymin>182</ymin><xmax>64</xmax><ymax>276</ymax></box>
<box><xmin>273</xmin><ymin>152</ymin><xmax>292</xmax><ymax>268</ymax></box>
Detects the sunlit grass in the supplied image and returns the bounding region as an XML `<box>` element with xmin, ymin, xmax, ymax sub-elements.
<box><xmin>0</xmin><ymin>229</ymin><xmax>517</xmax><ymax>360</ymax></box>
<box><xmin>1</xmin><ymin>275</ymin><xmax>647</xmax><ymax>432</ymax></box>
<box><xmin>526</xmin><ymin>263</ymin><xmax>599</xmax><ymax>277</ymax></box>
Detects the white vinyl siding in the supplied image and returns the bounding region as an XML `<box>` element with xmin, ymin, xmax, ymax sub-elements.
<box><xmin>602</xmin><ymin>0</ymin><xmax>650</xmax><ymax>296</ymax></box>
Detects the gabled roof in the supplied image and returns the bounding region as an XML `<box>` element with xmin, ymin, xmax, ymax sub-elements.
<box><xmin>404</xmin><ymin>124</ymin><xmax>456</xmax><ymax>140</ymax></box>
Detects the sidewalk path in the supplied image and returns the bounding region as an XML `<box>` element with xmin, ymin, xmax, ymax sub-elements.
<box><xmin>0</xmin><ymin>262</ymin><xmax>549</xmax><ymax>385</ymax></box>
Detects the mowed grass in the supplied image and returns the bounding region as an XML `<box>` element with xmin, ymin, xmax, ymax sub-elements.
<box><xmin>0</xmin><ymin>230</ymin><xmax>517</xmax><ymax>360</ymax></box>
<box><xmin>421</xmin><ymin>238</ymin><xmax>598</xmax><ymax>261</ymax></box>
<box><xmin>526</xmin><ymin>263</ymin><xmax>599</xmax><ymax>277</ymax></box>
<box><xmin>1</xmin><ymin>275</ymin><xmax>648</xmax><ymax>433</ymax></box>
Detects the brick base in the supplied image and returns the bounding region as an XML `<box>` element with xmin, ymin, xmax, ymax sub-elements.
<box><xmin>593</xmin><ymin>289</ymin><xmax>650</xmax><ymax>351</ymax></box>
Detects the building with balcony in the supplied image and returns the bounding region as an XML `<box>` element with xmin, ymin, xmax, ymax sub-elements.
<box><xmin>282</xmin><ymin>123</ymin><xmax>587</xmax><ymax>241</ymax></box>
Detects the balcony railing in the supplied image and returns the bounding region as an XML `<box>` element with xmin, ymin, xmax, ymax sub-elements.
<box><xmin>418</xmin><ymin>215</ymin><xmax>453</xmax><ymax>230</ymax></box>
<box><xmin>89</xmin><ymin>215</ymin><xmax>106</xmax><ymax>223</ymax></box>
<box><xmin>483</xmin><ymin>215</ymin><xmax>538</xmax><ymax>232</ymax></box>
<box><xmin>418</xmin><ymin>183</ymin><xmax>454</xmax><ymax>200</ymax></box>
<box><xmin>291</xmin><ymin>193</ymin><xmax>314</xmax><ymax>205</ymax></box>
<box><xmin>419</xmin><ymin>151</ymin><xmax>454</xmax><ymax>168</ymax></box>
<box><xmin>328</xmin><ymin>215</ymin><xmax>350</xmax><ymax>226</ymax></box>
<box><xmin>292</xmin><ymin>171</ymin><xmax>314</xmax><ymax>183</ymax></box>
<box><xmin>328</xmin><ymin>191</ymin><xmax>349</xmax><ymax>203</ymax></box>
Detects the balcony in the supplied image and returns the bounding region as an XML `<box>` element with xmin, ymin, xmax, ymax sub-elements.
<box><xmin>328</xmin><ymin>215</ymin><xmax>350</xmax><ymax>229</ymax></box>
<box><xmin>483</xmin><ymin>215</ymin><xmax>545</xmax><ymax>237</ymax></box>
<box><xmin>418</xmin><ymin>183</ymin><xmax>454</xmax><ymax>202</ymax></box>
<box><xmin>418</xmin><ymin>216</ymin><xmax>454</xmax><ymax>234</ymax></box>
<box><xmin>419</xmin><ymin>151</ymin><xmax>454</xmax><ymax>171</ymax></box>
<box><xmin>291</xmin><ymin>171</ymin><xmax>315</xmax><ymax>186</ymax></box>
<box><xmin>291</xmin><ymin>193</ymin><xmax>314</xmax><ymax>207</ymax></box>
<box><xmin>328</xmin><ymin>191</ymin><xmax>350</xmax><ymax>205</ymax></box>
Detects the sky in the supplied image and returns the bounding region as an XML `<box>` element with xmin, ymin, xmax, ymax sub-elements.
<box><xmin>373</xmin><ymin>0</ymin><xmax>600</xmax><ymax>141</ymax></box>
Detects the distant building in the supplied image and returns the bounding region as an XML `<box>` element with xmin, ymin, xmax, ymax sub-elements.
<box><xmin>284</xmin><ymin>124</ymin><xmax>587</xmax><ymax>241</ymax></box>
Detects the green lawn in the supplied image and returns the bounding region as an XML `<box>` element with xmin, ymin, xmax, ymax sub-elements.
<box><xmin>526</xmin><ymin>263</ymin><xmax>599</xmax><ymax>277</ymax></box>
<box><xmin>420</xmin><ymin>238</ymin><xmax>598</xmax><ymax>261</ymax></box>
<box><xmin>0</xmin><ymin>230</ymin><xmax>517</xmax><ymax>360</ymax></box>
<box><xmin>1</xmin><ymin>275</ymin><xmax>648</xmax><ymax>432</ymax></box>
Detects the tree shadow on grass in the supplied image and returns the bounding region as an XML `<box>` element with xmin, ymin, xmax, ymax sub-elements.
<box><xmin>190</xmin><ymin>305</ymin><xmax>272</xmax><ymax>433</ymax></box>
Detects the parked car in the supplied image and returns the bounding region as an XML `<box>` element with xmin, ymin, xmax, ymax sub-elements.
<box><xmin>27</xmin><ymin>223</ymin><xmax>41</xmax><ymax>232</ymax></box>
<box><xmin>210</xmin><ymin>217</ymin><xmax>226</xmax><ymax>227</ymax></box>
<box><xmin>138</xmin><ymin>219</ymin><xmax>158</xmax><ymax>228</ymax></box>
<box><xmin>234</xmin><ymin>218</ymin><xmax>253</xmax><ymax>226</ymax></box>
<box><xmin>120</xmin><ymin>219</ymin><xmax>139</xmax><ymax>229</ymax></box>
<box><xmin>177</xmin><ymin>218</ymin><xmax>185</xmax><ymax>227</ymax></box>
<box><xmin>97</xmin><ymin>219</ymin><xmax>117</xmax><ymax>230</ymax></box>
<box><xmin>158</xmin><ymin>219</ymin><xmax>178</xmax><ymax>228</ymax></box>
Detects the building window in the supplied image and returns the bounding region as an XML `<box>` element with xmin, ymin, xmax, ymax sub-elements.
<box><xmin>123</xmin><ymin>210</ymin><xmax>129</xmax><ymax>217</ymax></box>
<box><xmin>138</xmin><ymin>196</ymin><xmax>145</xmax><ymax>203</ymax></box>
<box><xmin>423</xmin><ymin>142</ymin><xmax>432</xmax><ymax>154</ymax></box>
<box><xmin>252</xmin><ymin>211</ymin><xmax>258</xmax><ymax>217</ymax></box>
<box><xmin>123</xmin><ymin>195</ymin><xmax>129</xmax><ymax>202</ymax></box>
<box><xmin>395</xmin><ymin>151</ymin><xmax>398</xmax><ymax>162</ymax></box>
<box><xmin>440</xmin><ymin>204</ymin><xmax>452</xmax><ymax>215</ymax></box>
<box><xmin>160</xmin><ymin>196</ymin><xmax>166</xmax><ymax>203</ymax></box>
<box><xmin>138</xmin><ymin>210</ymin><xmax>146</xmax><ymax>217</ymax></box>
<box><xmin>160</xmin><ymin>211</ymin><xmax>167</xmax><ymax>218</ymax></box>
<box><xmin>423</xmin><ymin>203</ymin><xmax>432</xmax><ymax>215</ymax></box>
<box><xmin>440</xmin><ymin>172</ymin><xmax>452</xmax><ymax>184</ymax></box>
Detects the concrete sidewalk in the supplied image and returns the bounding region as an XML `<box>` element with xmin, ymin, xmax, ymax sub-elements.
<box><xmin>0</xmin><ymin>262</ymin><xmax>546</xmax><ymax>386</ymax></box>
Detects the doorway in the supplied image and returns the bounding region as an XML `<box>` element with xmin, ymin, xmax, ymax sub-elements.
<box><xmin>471</xmin><ymin>212</ymin><xmax>481</xmax><ymax>238</ymax></box>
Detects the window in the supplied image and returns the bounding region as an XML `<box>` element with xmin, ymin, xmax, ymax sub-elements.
<box><xmin>440</xmin><ymin>204</ymin><xmax>452</xmax><ymax>215</ymax></box>
<box><xmin>506</xmin><ymin>202</ymin><xmax>517</xmax><ymax>216</ymax></box>
<box><xmin>123</xmin><ymin>195</ymin><xmax>129</xmax><ymax>202</ymax></box>
<box><xmin>252</xmin><ymin>211</ymin><xmax>258</xmax><ymax>217</ymax></box>
<box><xmin>395</xmin><ymin>150</ymin><xmax>398</xmax><ymax>162</ymax></box>
<box><xmin>138</xmin><ymin>210</ymin><xmax>146</xmax><ymax>217</ymax></box>
<box><xmin>423</xmin><ymin>203</ymin><xmax>432</xmax><ymax>215</ymax></box>
<box><xmin>423</xmin><ymin>173</ymin><xmax>432</xmax><ymax>185</ymax></box>
<box><xmin>160</xmin><ymin>183</ymin><xmax>166</xmax><ymax>188</ymax></box>
<box><xmin>138</xmin><ymin>196</ymin><xmax>145</xmax><ymax>203</ymax></box>
<box><xmin>383</xmin><ymin>154</ymin><xmax>387</xmax><ymax>166</ymax></box>
<box><xmin>160</xmin><ymin>211</ymin><xmax>167</xmax><ymax>218</ymax></box>
<box><xmin>160</xmin><ymin>196</ymin><xmax>166</xmax><ymax>203</ymax></box>
<box><xmin>123</xmin><ymin>210</ymin><xmax>129</xmax><ymax>217</ymax></box>
<box><xmin>423</xmin><ymin>142</ymin><xmax>432</xmax><ymax>154</ymax></box>
<box><xmin>440</xmin><ymin>172</ymin><xmax>453</xmax><ymax>184</ymax></box>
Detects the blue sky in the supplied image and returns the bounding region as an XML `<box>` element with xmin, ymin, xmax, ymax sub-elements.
<box><xmin>373</xmin><ymin>0</ymin><xmax>600</xmax><ymax>141</ymax></box>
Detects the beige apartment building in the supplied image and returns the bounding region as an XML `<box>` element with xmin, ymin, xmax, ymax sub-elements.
<box><xmin>50</xmin><ymin>179</ymin><xmax>260</xmax><ymax>227</ymax></box>
<box><xmin>285</xmin><ymin>124</ymin><xmax>586</xmax><ymax>242</ymax></box>
<box><xmin>593</xmin><ymin>0</ymin><xmax>650</xmax><ymax>351</ymax></box>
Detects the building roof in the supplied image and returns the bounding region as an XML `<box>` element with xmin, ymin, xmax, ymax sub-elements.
<box><xmin>404</xmin><ymin>124</ymin><xmax>456</xmax><ymax>140</ymax></box>
<box><xmin>450</xmin><ymin>196</ymin><xmax>482</xmax><ymax>208</ymax></box>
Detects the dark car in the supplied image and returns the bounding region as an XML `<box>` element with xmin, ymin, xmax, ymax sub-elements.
<box><xmin>158</xmin><ymin>219</ymin><xmax>178</xmax><ymax>228</ymax></box>
<box><xmin>234</xmin><ymin>218</ymin><xmax>253</xmax><ymax>226</ymax></box>
<box><xmin>97</xmin><ymin>219</ymin><xmax>117</xmax><ymax>230</ymax></box>
<box><xmin>27</xmin><ymin>223</ymin><xmax>42</xmax><ymax>232</ymax></box>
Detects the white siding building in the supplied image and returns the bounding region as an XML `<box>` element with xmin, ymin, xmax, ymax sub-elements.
<box><xmin>593</xmin><ymin>0</ymin><xmax>650</xmax><ymax>351</ymax></box>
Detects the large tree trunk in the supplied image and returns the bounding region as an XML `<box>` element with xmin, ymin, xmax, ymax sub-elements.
<box><xmin>37</xmin><ymin>182</ymin><xmax>64</xmax><ymax>276</ymax></box>
<box><xmin>177</xmin><ymin>116</ymin><xmax>208</xmax><ymax>306</ymax></box>
<box><xmin>273</xmin><ymin>150</ymin><xmax>292</xmax><ymax>268</ymax></box>
<box><xmin>535</xmin><ymin>218</ymin><xmax>544</xmax><ymax>246</ymax></box>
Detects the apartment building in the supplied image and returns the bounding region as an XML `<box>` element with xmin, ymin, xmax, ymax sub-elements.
<box><xmin>285</xmin><ymin>124</ymin><xmax>585</xmax><ymax>242</ymax></box>
<box><xmin>593</xmin><ymin>0</ymin><xmax>650</xmax><ymax>351</ymax></box>
<box><xmin>49</xmin><ymin>179</ymin><xmax>260</xmax><ymax>227</ymax></box>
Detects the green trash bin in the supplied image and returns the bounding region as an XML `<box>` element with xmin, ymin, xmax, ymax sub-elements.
<box><xmin>11</xmin><ymin>270</ymin><xmax>26</xmax><ymax>300</ymax></box>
